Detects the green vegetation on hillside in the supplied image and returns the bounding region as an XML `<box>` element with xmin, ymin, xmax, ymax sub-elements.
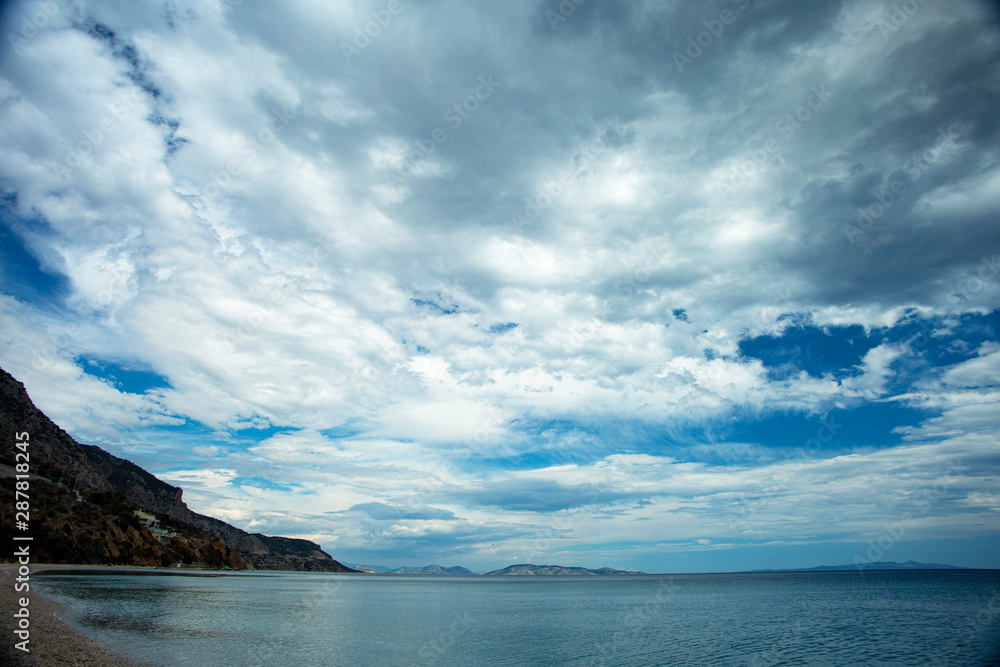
<box><xmin>0</xmin><ymin>477</ymin><xmax>244</xmax><ymax>568</ymax></box>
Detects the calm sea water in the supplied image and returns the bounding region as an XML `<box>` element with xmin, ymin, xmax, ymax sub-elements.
<box><xmin>35</xmin><ymin>569</ymin><xmax>1000</xmax><ymax>666</ymax></box>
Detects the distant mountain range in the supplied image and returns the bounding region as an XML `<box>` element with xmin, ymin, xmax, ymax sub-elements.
<box><xmin>0</xmin><ymin>366</ymin><xmax>357</xmax><ymax>572</ymax></box>
<box><xmin>485</xmin><ymin>564</ymin><xmax>645</xmax><ymax>576</ymax></box>
<box><xmin>389</xmin><ymin>564</ymin><xmax>476</xmax><ymax>575</ymax></box>
<box><xmin>344</xmin><ymin>563</ymin><xmax>475</xmax><ymax>574</ymax></box>
<box><xmin>343</xmin><ymin>563</ymin><xmax>646</xmax><ymax>575</ymax></box>
<box><xmin>344</xmin><ymin>563</ymin><xmax>393</xmax><ymax>573</ymax></box>
<box><xmin>752</xmin><ymin>561</ymin><xmax>969</xmax><ymax>572</ymax></box>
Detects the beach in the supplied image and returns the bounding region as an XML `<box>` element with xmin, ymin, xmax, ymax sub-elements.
<box><xmin>0</xmin><ymin>564</ymin><xmax>146</xmax><ymax>666</ymax></box>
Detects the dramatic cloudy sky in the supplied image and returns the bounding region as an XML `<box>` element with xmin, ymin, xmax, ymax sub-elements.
<box><xmin>1</xmin><ymin>0</ymin><xmax>999</xmax><ymax>573</ymax></box>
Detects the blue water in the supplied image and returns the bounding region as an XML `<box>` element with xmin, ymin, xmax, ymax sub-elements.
<box><xmin>35</xmin><ymin>570</ymin><xmax>1000</xmax><ymax>666</ymax></box>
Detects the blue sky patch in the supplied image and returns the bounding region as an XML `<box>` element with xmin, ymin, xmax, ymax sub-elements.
<box><xmin>489</xmin><ymin>322</ymin><xmax>518</xmax><ymax>334</ymax></box>
<box><xmin>230</xmin><ymin>423</ymin><xmax>297</xmax><ymax>443</ymax></box>
<box><xmin>320</xmin><ymin>425</ymin><xmax>364</xmax><ymax>440</ymax></box>
<box><xmin>739</xmin><ymin>324</ymin><xmax>879</xmax><ymax>381</ymax></box>
<box><xmin>740</xmin><ymin>311</ymin><xmax>1000</xmax><ymax>386</ymax></box>
<box><xmin>77</xmin><ymin>355</ymin><xmax>171</xmax><ymax>394</ymax></box>
<box><xmin>232</xmin><ymin>476</ymin><xmax>300</xmax><ymax>493</ymax></box>
<box><xmin>411</xmin><ymin>294</ymin><xmax>459</xmax><ymax>315</ymax></box>
<box><xmin>0</xmin><ymin>199</ymin><xmax>70</xmax><ymax>308</ymax></box>
<box><xmin>718</xmin><ymin>402</ymin><xmax>932</xmax><ymax>457</ymax></box>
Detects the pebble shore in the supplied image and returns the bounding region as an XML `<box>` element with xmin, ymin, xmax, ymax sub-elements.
<box><xmin>0</xmin><ymin>564</ymin><xmax>147</xmax><ymax>666</ymax></box>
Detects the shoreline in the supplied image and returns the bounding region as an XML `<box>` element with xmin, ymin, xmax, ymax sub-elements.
<box><xmin>0</xmin><ymin>563</ymin><xmax>149</xmax><ymax>666</ymax></box>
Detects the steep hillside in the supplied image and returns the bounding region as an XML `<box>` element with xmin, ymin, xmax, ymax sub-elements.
<box><xmin>0</xmin><ymin>478</ymin><xmax>244</xmax><ymax>568</ymax></box>
<box><xmin>0</xmin><ymin>367</ymin><xmax>356</xmax><ymax>572</ymax></box>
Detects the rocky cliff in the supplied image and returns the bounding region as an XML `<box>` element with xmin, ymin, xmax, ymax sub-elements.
<box><xmin>0</xmin><ymin>366</ymin><xmax>356</xmax><ymax>572</ymax></box>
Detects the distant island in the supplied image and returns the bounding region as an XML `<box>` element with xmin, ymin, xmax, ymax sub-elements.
<box><xmin>388</xmin><ymin>564</ymin><xmax>476</xmax><ymax>575</ymax></box>
<box><xmin>342</xmin><ymin>563</ymin><xmax>646</xmax><ymax>575</ymax></box>
<box><xmin>343</xmin><ymin>563</ymin><xmax>473</xmax><ymax>574</ymax></box>
<box><xmin>485</xmin><ymin>564</ymin><xmax>645</xmax><ymax>576</ymax></box>
<box><xmin>751</xmin><ymin>561</ymin><xmax>969</xmax><ymax>572</ymax></box>
<box><xmin>344</xmin><ymin>563</ymin><xmax>393</xmax><ymax>573</ymax></box>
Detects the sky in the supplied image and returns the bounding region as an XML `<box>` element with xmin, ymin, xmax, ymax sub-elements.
<box><xmin>0</xmin><ymin>0</ymin><xmax>999</xmax><ymax>574</ymax></box>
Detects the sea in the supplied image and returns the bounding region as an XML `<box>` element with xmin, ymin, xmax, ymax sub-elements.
<box><xmin>35</xmin><ymin>569</ymin><xmax>1000</xmax><ymax>666</ymax></box>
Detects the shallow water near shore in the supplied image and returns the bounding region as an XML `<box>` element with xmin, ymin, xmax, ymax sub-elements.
<box><xmin>35</xmin><ymin>569</ymin><xmax>1000</xmax><ymax>666</ymax></box>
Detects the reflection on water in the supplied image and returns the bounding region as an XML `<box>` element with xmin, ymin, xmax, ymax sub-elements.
<box><xmin>36</xmin><ymin>570</ymin><xmax>1000</xmax><ymax>666</ymax></box>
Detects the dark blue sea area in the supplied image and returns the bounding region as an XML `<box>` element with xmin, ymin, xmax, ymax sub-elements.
<box><xmin>36</xmin><ymin>569</ymin><xmax>1000</xmax><ymax>666</ymax></box>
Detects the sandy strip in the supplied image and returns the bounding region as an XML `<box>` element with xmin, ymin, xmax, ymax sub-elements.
<box><xmin>1</xmin><ymin>563</ymin><xmax>150</xmax><ymax>666</ymax></box>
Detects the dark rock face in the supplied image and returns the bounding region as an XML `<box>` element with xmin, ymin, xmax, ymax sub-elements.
<box><xmin>0</xmin><ymin>366</ymin><xmax>356</xmax><ymax>573</ymax></box>
<box><xmin>80</xmin><ymin>444</ymin><xmax>192</xmax><ymax>521</ymax></box>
